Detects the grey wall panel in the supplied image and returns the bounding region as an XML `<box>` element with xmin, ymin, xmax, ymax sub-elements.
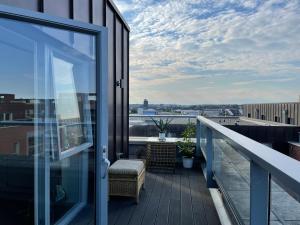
<box><xmin>123</xmin><ymin>28</ymin><xmax>129</xmax><ymax>156</ymax></box>
<box><xmin>92</xmin><ymin>0</ymin><xmax>104</xmax><ymax>26</ymax></box>
<box><xmin>106</xmin><ymin>4</ymin><xmax>115</xmax><ymax>161</ymax></box>
<box><xmin>43</xmin><ymin>0</ymin><xmax>71</xmax><ymax>18</ymax></box>
<box><xmin>115</xmin><ymin>17</ymin><xmax>123</xmax><ymax>155</ymax></box>
<box><xmin>0</xmin><ymin>0</ymin><xmax>39</xmax><ymax>11</ymax></box>
<box><xmin>73</xmin><ymin>0</ymin><xmax>90</xmax><ymax>22</ymax></box>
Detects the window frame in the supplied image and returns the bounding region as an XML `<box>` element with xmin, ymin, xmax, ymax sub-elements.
<box><xmin>49</xmin><ymin>47</ymin><xmax>94</xmax><ymax>160</ymax></box>
<box><xmin>0</xmin><ymin>5</ymin><xmax>108</xmax><ymax>225</ymax></box>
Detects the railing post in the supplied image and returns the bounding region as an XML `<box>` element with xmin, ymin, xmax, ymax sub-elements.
<box><xmin>250</xmin><ymin>161</ymin><xmax>270</xmax><ymax>225</ymax></box>
<box><xmin>196</xmin><ymin>119</ymin><xmax>201</xmax><ymax>157</ymax></box>
<box><xmin>206</xmin><ymin>127</ymin><xmax>216</xmax><ymax>188</ymax></box>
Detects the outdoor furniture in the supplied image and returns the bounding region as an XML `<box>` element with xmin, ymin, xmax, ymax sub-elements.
<box><xmin>146</xmin><ymin>142</ymin><xmax>176</xmax><ymax>172</ymax></box>
<box><xmin>109</xmin><ymin>159</ymin><xmax>145</xmax><ymax>203</ymax></box>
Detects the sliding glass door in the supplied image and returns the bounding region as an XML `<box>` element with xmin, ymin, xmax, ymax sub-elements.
<box><xmin>0</xmin><ymin>10</ymin><xmax>108</xmax><ymax>225</ymax></box>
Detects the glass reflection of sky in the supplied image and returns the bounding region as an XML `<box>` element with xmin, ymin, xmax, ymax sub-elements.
<box><xmin>52</xmin><ymin>57</ymin><xmax>80</xmax><ymax>121</ymax></box>
<box><xmin>0</xmin><ymin>27</ymin><xmax>34</xmax><ymax>99</ymax></box>
<box><xmin>0</xmin><ymin>18</ymin><xmax>96</xmax><ymax>100</ymax></box>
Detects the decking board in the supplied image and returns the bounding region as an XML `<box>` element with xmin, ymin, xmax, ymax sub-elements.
<box><xmin>108</xmin><ymin>169</ymin><xmax>221</xmax><ymax>225</ymax></box>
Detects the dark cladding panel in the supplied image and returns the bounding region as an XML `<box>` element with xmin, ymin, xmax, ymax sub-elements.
<box><xmin>92</xmin><ymin>0</ymin><xmax>104</xmax><ymax>26</ymax></box>
<box><xmin>123</xmin><ymin>28</ymin><xmax>129</xmax><ymax>156</ymax></box>
<box><xmin>73</xmin><ymin>0</ymin><xmax>90</xmax><ymax>23</ymax></box>
<box><xmin>297</xmin><ymin>103</ymin><xmax>300</xmax><ymax>125</ymax></box>
<box><xmin>0</xmin><ymin>0</ymin><xmax>39</xmax><ymax>10</ymax></box>
<box><xmin>106</xmin><ymin>5</ymin><xmax>115</xmax><ymax>161</ymax></box>
<box><xmin>43</xmin><ymin>0</ymin><xmax>70</xmax><ymax>18</ymax></box>
<box><xmin>115</xmin><ymin>17</ymin><xmax>123</xmax><ymax>156</ymax></box>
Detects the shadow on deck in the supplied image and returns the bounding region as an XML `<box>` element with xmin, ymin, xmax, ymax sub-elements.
<box><xmin>108</xmin><ymin>169</ymin><xmax>221</xmax><ymax>225</ymax></box>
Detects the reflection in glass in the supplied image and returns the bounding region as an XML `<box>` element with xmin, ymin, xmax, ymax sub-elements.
<box><xmin>0</xmin><ymin>18</ymin><xmax>96</xmax><ymax>225</ymax></box>
<box><xmin>213</xmin><ymin>133</ymin><xmax>250</xmax><ymax>225</ymax></box>
<box><xmin>270</xmin><ymin>179</ymin><xmax>300</xmax><ymax>225</ymax></box>
<box><xmin>51</xmin><ymin>54</ymin><xmax>93</xmax><ymax>159</ymax></box>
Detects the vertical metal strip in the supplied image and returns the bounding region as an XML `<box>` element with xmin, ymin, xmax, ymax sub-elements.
<box><xmin>96</xmin><ymin>28</ymin><xmax>108</xmax><ymax>225</ymax></box>
<box><xmin>126</xmin><ymin>29</ymin><xmax>129</xmax><ymax>158</ymax></box>
<box><xmin>121</xmin><ymin>24</ymin><xmax>124</xmax><ymax>157</ymax></box>
<box><xmin>206</xmin><ymin>127</ymin><xmax>216</xmax><ymax>188</ymax></box>
<box><xmin>196</xmin><ymin>119</ymin><xmax>201</xmax><ymax>157</ymax></box>
<box><xmin>250</xmin><ymin>161</ymin><xmax>270</xmax><ymax>225</ymax></box>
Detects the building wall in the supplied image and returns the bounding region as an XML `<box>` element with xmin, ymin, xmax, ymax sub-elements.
<box><xmin>289</xmin><ymin>144</ymin><xmax>300</xmax><ymax>161</ymax></box>
<box><xmin>0</xmin><ymin>0</ymin><xmax>130</xmax><ymax>162</ymax></box>
<box><xmin>242</xmin><ymin>103</ymin><xmax>300</xmax><ymax>126</ymax></box>
<box><xmin>0</xmin><ymin>126</ymin><xmax>34</xmax><ymax>156</ymax></box>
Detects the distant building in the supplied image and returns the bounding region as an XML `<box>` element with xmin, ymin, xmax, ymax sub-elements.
<box><xmin>242</xmin><ymin>102</ymin><xmax>300</xmax><ymax>126</ymax></box>
<box><xmin>225</xmin><ymin>109</ymin><xmax>234</xmax><ymax>116</ymax></box>
<box><xmin>177</xmin><ymin>110</ymin><xmax>200</xmax><ymax>116</ymax></box>
<box><xmin>143</xmin><ymin>109</ymin><xmax>157</xmax><ymax>115</ymax></box>
<box><xmin>0</xmin><ymin>94</ymin><xmax>34</xmax><ymax>121</ymax></box>
<box><xmin>143</xmin><ymin>99</ymin><xmax>148</xmax><ymax>109</ymax></box>
<box><xmin>137</xmin><ymin>108</ymin><xmax>144</xmax><ymax>115</ymax></box>
<box><xmin>137</xmin><ymin>107</ymin><xmax>157</xmax><ymax>115</ymax></box>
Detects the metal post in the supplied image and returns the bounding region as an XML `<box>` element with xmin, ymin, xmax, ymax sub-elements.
<box><xmin>196</xmin><ymin>119</ymin><xmax>201</xmax><ymax>157</ymax></box>
<box><xmin>250</xmin><ymin>161</ymin><xmax>270</xmax><ymax>225</ymax></box>
<box><xmin>206</xmin><ymin>127</ymin><xmax>216</xmax><ymax>188</ymax></box>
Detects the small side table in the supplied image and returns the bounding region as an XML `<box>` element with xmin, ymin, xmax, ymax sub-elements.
<box><xmin>146</xmin><ymin>142</ymin><xmax>176</xmax><ymax>173</ymax></box>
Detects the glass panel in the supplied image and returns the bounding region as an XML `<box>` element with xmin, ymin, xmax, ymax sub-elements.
<box><xmin>0</xmin><ymin>19</ymin><xmax>37</xmax><ymax>225</ymax></box>
<box><xmin>213</xmin><ymin>132</ymin><xmax>250</xmax><ymax>225</ymax></box>
<box><xmin>43</xmin><ymin>27</ymin><xmax>96</xmax><ymax>225</ymax></box>
<box><xmin>270</xmin><ymin>178</ymin><xmax>300</xmax><ymax>225</ymax></box>
<box><xmin>0</xmin><ymin>18</ymin><xmax>96</xmax><ymax>225</ymax></box>
<box><xmin>51</xmin><ymin>53</ymin><xmax>93</xmax><ymax>159</ymax></box>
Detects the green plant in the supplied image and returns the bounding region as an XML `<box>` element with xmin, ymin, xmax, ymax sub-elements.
<box><xmin>177</xmin><ymin>122</ymin><xmax>196</xmax><ymax>158</ymax></box>
<box><xmin>151</xmin><ymin>118</ymin><xmax>172</xmax><ymax>133</ymax></box>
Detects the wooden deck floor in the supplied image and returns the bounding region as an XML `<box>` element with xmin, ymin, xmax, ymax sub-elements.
<box><xmin>108</xmin><ymin>169</ymin><xmax>221</xmax><ymax>225</ymax></box>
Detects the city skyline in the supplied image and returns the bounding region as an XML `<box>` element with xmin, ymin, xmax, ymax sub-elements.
<box><xmin>115</xmin><ymin>0</ymin><xmax>300</xmax><ymax>105</ymax></box>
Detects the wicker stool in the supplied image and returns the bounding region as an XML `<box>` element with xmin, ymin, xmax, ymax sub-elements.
<box><xmin>109</xmin><ymin>160</ymin><xmax>145</xmax><ymax>203</ymax></box>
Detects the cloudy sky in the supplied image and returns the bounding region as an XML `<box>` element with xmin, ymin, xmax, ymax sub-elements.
<box><xmin>114</xmin><ymin>0</ymin><xmax>300</xmax><ymax>105</ymax></box>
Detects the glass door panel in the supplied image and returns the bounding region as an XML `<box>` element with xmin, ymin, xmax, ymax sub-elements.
<box><xmin>0</xmin><ymin>17</ymin><xmax>100</xmax><ymax>225</ymax></box>
<box><xmin>45</xmin><ymin>31</ymin><xmax>96</xmax><ymax>225</ymax></box>
<box><xmin>0</xmin><ymin>20</ymin><xmax>36</xmax><ymax>225</ymax></box>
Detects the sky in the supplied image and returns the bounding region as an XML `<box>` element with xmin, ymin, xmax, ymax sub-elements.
<box><xmin>114</xmin><ymin>0</ymin><xmax>300</xmax><ymax>105</ymax></box>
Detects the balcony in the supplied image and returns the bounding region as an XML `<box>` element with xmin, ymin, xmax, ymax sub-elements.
<box><xmin>109</xmin><ymin>169</ymin><xmax>220</xmax><ymax>225</ymax></box>
<box><xmin>111</xmin><ymin>115</ymin><xmax>300</xmax><ymax>225</ymax></box>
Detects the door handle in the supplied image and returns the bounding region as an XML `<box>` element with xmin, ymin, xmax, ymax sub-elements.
<box><xmin>101</xmin><ymin>158</ymin><xmax>110</xmax><ymax>179</ymax></box>
<box><xmin>116</xmin><ymin>78</ymin><xmax>124</xmax><ymax>88</ymax></box>
<box><xmin>101</xmin><ymin>145</ymin><xmax>110</xmax><ymax>179</ymax></box>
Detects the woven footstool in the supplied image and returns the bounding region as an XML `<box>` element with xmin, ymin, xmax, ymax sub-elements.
<box><xmin>109</xmin><ymin>160</ymin><xmax>145</xmax><ymax>203</ymax></box>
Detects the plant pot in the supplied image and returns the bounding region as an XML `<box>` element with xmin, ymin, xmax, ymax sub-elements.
<box><xmin>158</xmin><ymin>132</ymin><xmax>166</xmax><ymax>141</ymax></box>
<box><xmin>182</xmin><ymin>156</ymin><xmax>194</xmax><ymax>168</ymax></box>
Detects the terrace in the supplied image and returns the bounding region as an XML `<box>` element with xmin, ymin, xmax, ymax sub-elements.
<box><xmin>109</xmin><ymin>169</ymin><xmax>220</xmax><ymax>225</ymax></box>
<box><xmin>108</xmin><ymin>115</ymin><xmax>300</xmax><ymax>225</ymax></box>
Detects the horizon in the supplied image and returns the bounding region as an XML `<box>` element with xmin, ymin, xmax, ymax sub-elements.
<box><xmin>115</xmin><ymin>0</ymin><xmax>300</xmax><ymax>105</ymax></box>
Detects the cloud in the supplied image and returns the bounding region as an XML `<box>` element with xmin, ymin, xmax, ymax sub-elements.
<box><xmin>114</xmin><ymin>0</ymin><xmax>300</xmax><ymax>104</ymax></box>
<box><xmin>232</xmin><ymin>77</ymin><xmax>297</xmax><ymax>86</ymax></box>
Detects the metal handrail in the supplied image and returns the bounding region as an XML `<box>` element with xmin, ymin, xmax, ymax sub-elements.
<box><xmin>197</xmin><ymin>115</ymin><xmax>300</xmax><ymax>199</ymax></box>
<box><xmin>129</xmin><ymin>114</ymin><xmax>197</xmax><ymax>118</ymax></box>
<box><xmin>129</xmin><ymin>114</ymin><xmax>240</xmax><ymax>119</ymax></box>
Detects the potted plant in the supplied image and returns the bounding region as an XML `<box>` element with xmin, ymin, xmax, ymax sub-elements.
<box><xmin>151</xmin><ymin>118</ymin><xmax>172</xmax><ymax>141</ymax></box>
<box><xmin>177</xmin><ymin>122</ymin><xmax>196</xmax><ymax>168</ymax></box>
